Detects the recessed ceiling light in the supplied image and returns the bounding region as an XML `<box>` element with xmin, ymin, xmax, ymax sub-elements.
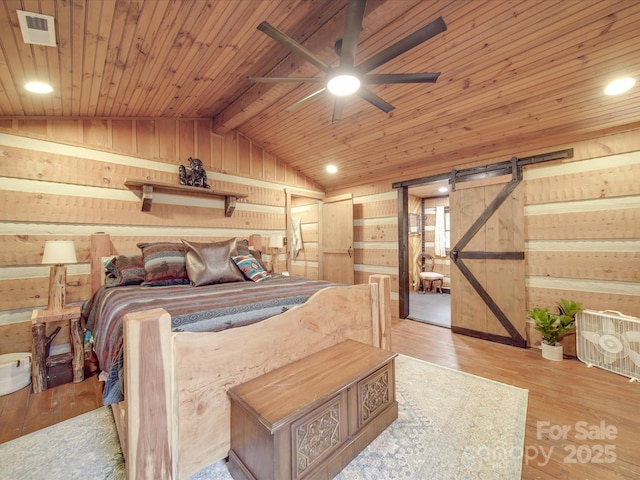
<box><xmin>604</xmin><ymin>77</ymin><xmax>635</xmax><ymax>96</ymax></box>
<box><xmin>25</xmin><ymin>81</ymin><xmax>53</xmax><ymax>94</ymax></box>
<box><xmin>326</xmin><ymin>164</ymin><xmax>338</xmax><ymax>174</ymax></box>
<box><xmin>438</xmin><ymin>186</ymin><xmax>449</xmax><ymax>193</ymax></box>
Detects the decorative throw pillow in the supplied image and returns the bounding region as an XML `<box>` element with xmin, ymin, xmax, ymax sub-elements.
<box><xmin>103</xmin><ymin>257</ymin><xmax>119</xmax><ymax>279</ymax></box>
<box><xmin>107</xmin><ymin>254</ymin><xmax>146</xmax><ymax>286</ymax></box>
<box><xmin>236</xmin><ymin>238</ymin><xmax>268</xmax><ymax>271</ymax></box>
<box><xmin>182</xmin><ymin>238</ymin><xmax>245</xmax><ymax>286</ymax></box>
<box><xmin>137</xmin><ymin>242</ymin><xmax>189</xmax><ymax>286</ymax></box>
<box><xmin>232</xmin><ymin>254</ymin><xmax>272</xmax><ymax>282</ymax></box>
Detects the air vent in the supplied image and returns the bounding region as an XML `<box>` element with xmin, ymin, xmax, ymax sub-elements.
<box><xmin>17</xmin><ymin>10</ymin><xmax>56</xmax><ymax>47</ymax></box>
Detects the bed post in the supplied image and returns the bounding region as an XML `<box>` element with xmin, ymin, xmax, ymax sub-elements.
<box><xmin>90</xmin><ymin>232</ymin><xmax>111</xmax><ymax>296</ymax></box>
<box><xmin>370</xmin><ymin>275</ymin><xmax>392</xmax><ymax>351</ymax></box>
<box><xmin>123</xmin><ymin>308</ymin><xmax>177</xmax><ymax>480</ymax></box>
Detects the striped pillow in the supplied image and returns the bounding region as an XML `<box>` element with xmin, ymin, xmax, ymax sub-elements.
<box><xmin>137</xmin><ymin>242</ymin><xmax>189</xmax><ymax>286</ymax></box>
<box><xmin>111</xmin><ymin>254</ymin><xmax>146</xmax><ymax>286</ymax></box>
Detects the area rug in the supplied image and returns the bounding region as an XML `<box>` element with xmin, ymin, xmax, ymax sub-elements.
<box><xmin>0</xmin><ymin>355</ymin><xmax>528</xmax><ymax>480</ymax></box>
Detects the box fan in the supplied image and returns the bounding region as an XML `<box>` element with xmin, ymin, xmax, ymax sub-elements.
<box><xmin>576</xmin><ymin>310</ymin><xmax>640</xmax><ymax>382</ymax></box>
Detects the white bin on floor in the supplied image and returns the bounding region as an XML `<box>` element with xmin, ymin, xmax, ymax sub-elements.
<box><xmin>0</xmin><ymin>353</ymin><xmax>32</xmax><ymax>396</ymax></box>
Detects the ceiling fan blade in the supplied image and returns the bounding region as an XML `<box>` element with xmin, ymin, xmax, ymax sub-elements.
<box><xmin>357</xmin><ymin>16</ymin><xmax>447</xmax><ymax>73</ymax></box>
<box><xmin>257</xmin><ymin>21</ymin><xmax>330</xmax><ymax>72</ymax></box>
<box><xmin>332</xmin><ymin>98</ymin><xmax>346</xmax><ymax>123</ymax></box>
<box><xmin>284</xmin><ymin>88</ymin><xmax>327</xmax><ymax>112</ymax></box>
<box><xmin>248</xmin><ymin>77</ymin><xmax>325</xmax><ymax>84</ymax></box>
<box><xmin>339</xmin><ymin>0</ymin><xmax>367</xmax><ymax>67</ymax></box>
<box><xmin>358</xmin><ymin>87</ymin><xmax>395</xmax><ymax>114</ymax></box>
<box><xmin>364</xmin><ymin>72</ymin><xmax>441</xmax><ymax>84</ymax></box>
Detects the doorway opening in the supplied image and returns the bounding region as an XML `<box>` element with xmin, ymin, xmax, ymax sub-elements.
<box><xmin>407</xmin><ymin>185</ymin><xmax>451</xmax><ymax>328</ymax></box>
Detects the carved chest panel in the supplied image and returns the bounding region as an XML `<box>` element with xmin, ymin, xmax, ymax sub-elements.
<box><xmin>227</xmin><ymin>340</ymin><xmax>398</xmax><ymax>480</ymax></box>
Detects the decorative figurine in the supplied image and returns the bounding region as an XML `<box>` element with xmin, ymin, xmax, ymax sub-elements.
<box><xmin>179</xmin><ymin>157</ymin><xmax>210</xmax><ymax>189</ymax></box>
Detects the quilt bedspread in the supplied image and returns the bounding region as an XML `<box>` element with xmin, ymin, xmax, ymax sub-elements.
<box><xmin>82</xmin><ymin>275</ymin><xmax>341</xmax><ymax>404</ymax></box>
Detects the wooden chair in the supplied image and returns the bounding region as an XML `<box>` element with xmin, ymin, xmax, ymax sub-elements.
<box><xmin>418</xmin><ymin>253</ymin><xmax>444</xmax><ymax>294</ymax></box>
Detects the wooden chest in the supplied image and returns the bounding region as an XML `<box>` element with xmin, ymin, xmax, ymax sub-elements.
<box><xmin>227</xmin><ymin>340</ymin><xmax>398</xmax><ymax>480</ymax></box>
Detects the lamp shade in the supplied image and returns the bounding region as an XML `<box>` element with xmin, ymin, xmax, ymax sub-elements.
<box><xmin>269</xmin><ymin>234</ymin><xmax>284</xmax><ymax>249</ymax></box>
<box><xmin>42</xmin><ymin>240</ymin><xmax>77</xmax><ymax>265</ymax></box>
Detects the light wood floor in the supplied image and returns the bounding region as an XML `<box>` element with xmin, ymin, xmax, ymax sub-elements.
<box><xmin>1</xmin><ymin>319</ymin><xmax>638</xmax><ymax>479</ymax></box>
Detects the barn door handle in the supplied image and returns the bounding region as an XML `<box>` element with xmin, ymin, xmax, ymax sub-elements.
<box><xmin>347</xmin><ymin>246</ymin><xmax>352</xmax><ymax>258</ymax></box>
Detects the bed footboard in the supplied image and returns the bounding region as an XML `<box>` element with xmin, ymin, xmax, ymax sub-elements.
<box><xmin>120</xmin><ymin>275</ymin><xmax>391</xmax><ymax>480</ymax></box>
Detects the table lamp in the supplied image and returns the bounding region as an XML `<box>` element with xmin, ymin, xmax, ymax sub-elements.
<box><xmin>42</xmin><ymin>240</ymin><xmax>77</xmax><ymax>312</ymax></box>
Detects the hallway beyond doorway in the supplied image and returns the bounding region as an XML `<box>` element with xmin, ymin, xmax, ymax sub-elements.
<box><xmin>408</xmin><ymin>291</ymin><xmax>451</xmax><ymax>328</ymax></box>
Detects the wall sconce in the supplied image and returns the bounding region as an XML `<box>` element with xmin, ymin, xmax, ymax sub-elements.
<box><xmin>42</xmin><ymin>240</ymin><xmax>77</xmax><ymax>312</ymax></box>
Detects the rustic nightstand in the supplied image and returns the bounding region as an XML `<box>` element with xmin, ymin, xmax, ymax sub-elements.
<box><xmin>31</xmin><ymin>305</ymin><xmax>84</xmax><ymax>393</ymax></box>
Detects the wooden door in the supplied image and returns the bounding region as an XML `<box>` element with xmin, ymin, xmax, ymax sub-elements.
<box><xmin>449</xmin><ymin>176</ymin><xmax>526</xmax><ymax>347</ymax></box>
<box><xmin>321</xmin><ymin>195</ymin><xmax>354</xmax><ymax>284</ymax></box>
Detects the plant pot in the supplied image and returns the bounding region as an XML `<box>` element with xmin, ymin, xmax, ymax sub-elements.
<box><xmin>541</xmin><ymin>342</ymin><xmax>563</xmax><ymax>361</ymax></box>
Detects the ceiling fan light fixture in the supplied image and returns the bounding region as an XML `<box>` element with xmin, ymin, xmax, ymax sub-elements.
<box><xmin>327</xmin><ymin>74</ymin><xmax>360</xmax><ymax>96</ymax></box>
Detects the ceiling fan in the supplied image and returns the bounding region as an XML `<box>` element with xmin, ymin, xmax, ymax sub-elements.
<box><xmin>248</xmin><ymin>0</ymin><xmax>447</xmax><ymax>122</ymax></box>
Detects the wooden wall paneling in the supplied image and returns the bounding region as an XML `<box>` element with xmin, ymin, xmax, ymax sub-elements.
<box><xmin>237</xmin><ymin>134</ymin><xmax>251</xmax><ymax>176</ymax></box>
<box><xmin>525</xmin><ymin>208</ymin><xmax>640</xmax><ymax>240</ymax></box>
<box><xmin>355</xmin><ymin>271</ymin><xmax>398</xmax><ymax>293</ymax></box>
<box><xmin>49</xmin><ymin>120</ymin><xmax>82</xmax><ymax>144</ymax></box>
<box><xmin>301</xmin><ymin>225</ymin><xmax>319</xmax><ymax>243</ymax></box>
<box><xmin>82</xmin><ymin>119</ymin><xmax>109</xmax><ymax>147</ymax></box>
<box><xmin>16</xmin><ymin>120</ymin><xmax>46</xmax><ymax>135</ymax></box>
<box><xmin>251</xmin><ymin>143</ymin><xmax>263</xmax><ymax>179</ymax></box>
<box><xmin>196</xmin><ymin>120</ymin><xmax>212</xmax><ymax>167</ymax></box>
<box><xmin>0</xmin><ymin>275</ymin><xmax>89</xmax><ymax>311</ymax></box>
<box><xmin>0</xmin><ymin>320</ymin><xmax>34</xmax><ymax>355</ymax></box>
<box><xmin>210</xmin><ymin>133</ymin><xmax>224</xmax><ymax>172</ymax></box>
<box><xmin>222</xmin><ymin>131</ymin><xmax>238</xmax><ymax>174</ymax></box>
<box><xmin>0</xmin><ymin>190</ymin><xmax>281</xmax><ymax>229</ymax></box>
<box><xmin>0</xmin><ymin>235</ymin><xmax>90</xmax><ymax>266</ymax></box>
<box><xmin>111</xmin><ymin>120</ymin><xmax>134</xmax><ymax>153</ymax></box>
<box><xmin>527</xmin><ymin>251</ymin><xmax>640</xmax><ymax>282</ymax></box>
<box><xmin>354</xmin><ymin>223</ymin><xmax>398</xmax><ymax>242</ymax></box>
<box><xmin>178</xmin><ymin>120</ymin><xmax>195</xmax><ymax>164</ymax></box>
<box><xmin>158</xmin><ymin>119</ymin><xmax>177</xmax><ymax>161</ymax></box>
<box><xmin>293</xmin><ymin>244</ymin><xmax>318</xmax><ymax>261</ymax></box>
<box><xmin>291</xmin><ymin>205</ymin><xmax>319</xmax><ymax>224</ymax></box>
<box><xmin>354</xmin><ymin>249</ymin><xmax>398</xmax><ymax>267</ymax></box>
<box><xmin>289</xmin><ymin>263</ymin><xmax>318</xmax><ymax>279</ymax></box>
<box><xmin>135</xmin><ymin>119</ymin><xmax>158</xmax><ymax>159</ymax></box>
<box><xmin>354</xmin><ymin>199</ymin><xmax>397</xmax><ymax>219</ymax></box>
<box><xmin>524</xmin><ymin>162</ymin><xmax>640</xmax><ymax>205</ymax></box>
<box><xmin>276</xmin><ymin>159</ymin><xmax>286</xmax><ymax>184</ymax></box>
<box><xmin>527</xmin><ymin>287</ymin><xmax>640</xmax><ymax>319</ymax></box>
<box><xmin>263</xmin><ymin>151</ymin><xmax>276</xmax><ymax>182</ymax></box>
<box><xmin>0</xmin><ymin>145</ymin><xmax>164</xmax><ymax>189</ymax></box>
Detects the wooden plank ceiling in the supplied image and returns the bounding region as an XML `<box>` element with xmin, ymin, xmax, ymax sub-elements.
<box><xmin>0</xmin><ymin>0</ymin><xmax>639</xmax><ymax>190</ymax></box>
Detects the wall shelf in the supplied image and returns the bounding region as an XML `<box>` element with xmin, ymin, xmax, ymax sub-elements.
<box><xmin>124</xmin><ymin>179</ymin><xmax>248</xmax><ymax>217</ymax></box>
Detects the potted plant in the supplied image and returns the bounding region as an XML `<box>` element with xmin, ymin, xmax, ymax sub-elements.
<box><xmin>527</xmin><ymin>299</ymin><xmax>583</xmax><ymax>361</ymax></box>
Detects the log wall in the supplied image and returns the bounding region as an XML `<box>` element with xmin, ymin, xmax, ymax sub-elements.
<box><xmin>0</xmin><ymin>119</ymin><xmax>322</xmax><ymax>354</ymax></box>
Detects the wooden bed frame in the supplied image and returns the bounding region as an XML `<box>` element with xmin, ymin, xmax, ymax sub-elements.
<box><xmin>89</xmin><ymin>233</ymin><xmax>392</xmax><ymax>480</ymax></box>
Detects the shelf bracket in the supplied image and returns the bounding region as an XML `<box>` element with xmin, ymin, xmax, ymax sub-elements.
<box><xmin>142</xmin><ymin>184</ymin><xmax>153</xmax><ymax>212</ymax></box>
<box><xmin>225</xmin><ymin>196</ymin><xmax>237</xmax><ymax>217</ymax></box>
